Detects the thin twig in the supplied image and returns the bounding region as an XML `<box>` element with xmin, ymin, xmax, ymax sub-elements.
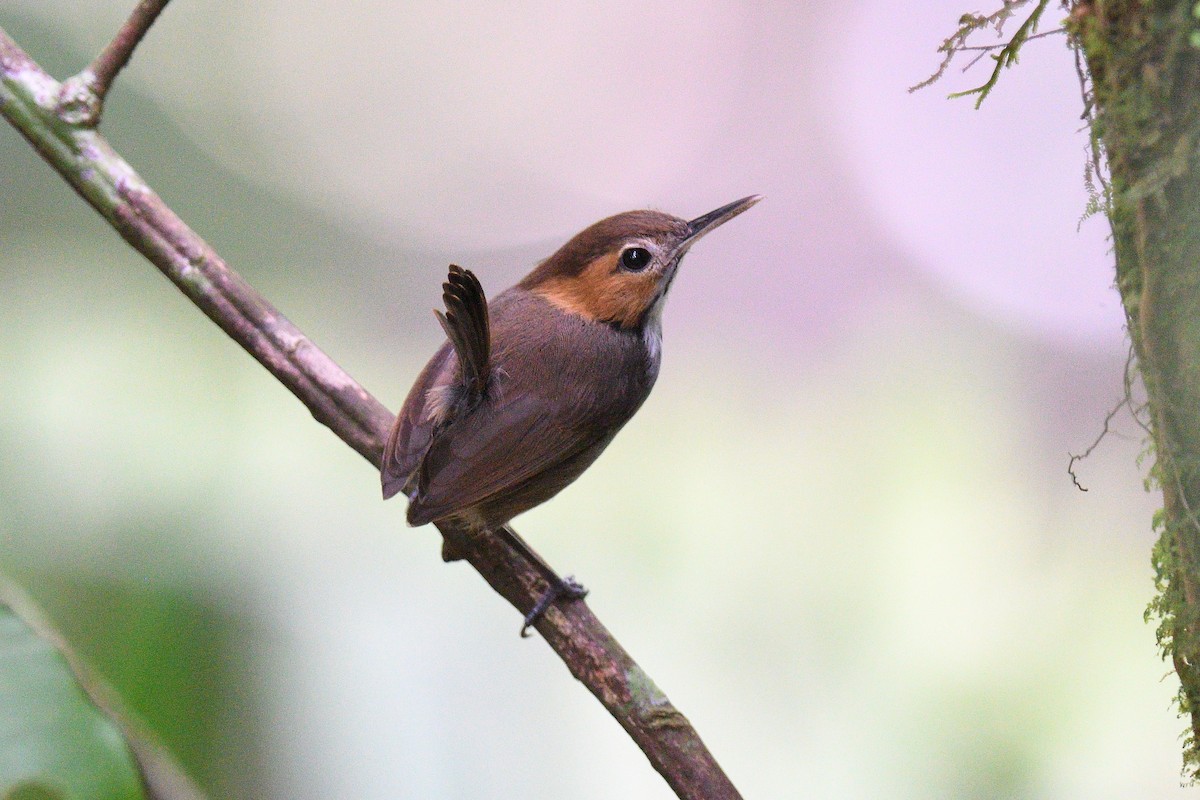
<box><xmin>55</xmin><ymin>0</ymin><xmax>171</xmax><ymax>127</ymax></box>
<box><xmin>957</xmin><ymin>27</ymin><xmax>1065</xmax><ymax>54</ymax></box>
<box><xmin>961</xmin><ymin>48</ymin><xmax>993</xmax><ymax>74</ymax></box>
<box><xmin>87</xmin><ymin>0</ymin><xmax>171</xmax><ymax>106</ymax></box>
<box><xmin>959</xmin><ymin>27</ymin><xmax>1065</xmax><ymax>73</ymax></box>
<box><xmin>1067</xmin><ymin>345</ymin><xmax>1140</xmax><ymax>491</ymax></box>
<box><xmin>1068</xmin><ymin>396</ymin><xmax>1126</xmax><ymax>491</ymax></box>
<box><xmin>0</xmin><ymin>25</ymin><xmax>742</xmax><ymax>800</ymax></box>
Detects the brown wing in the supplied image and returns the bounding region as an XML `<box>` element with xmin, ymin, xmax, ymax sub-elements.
<box><xmin>382</xmin><ymin>265</ymin><xmax>491</xmax><ymax>501</ymax></box>
<box><xmin>406</xmin><ymin>391</ymin><xmax>603</xmax><ymax>526</ymax></box>
<box><xmin>381</xmin><ymin>341</ymin><xmax>452</xmax><ymax>500</ymax></box>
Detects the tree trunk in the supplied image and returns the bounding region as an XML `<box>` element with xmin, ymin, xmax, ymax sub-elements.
<box><xmin>1078</xmin><ymin>0</ymin><xmax>1200</xmax><ymax>778</ymax></box>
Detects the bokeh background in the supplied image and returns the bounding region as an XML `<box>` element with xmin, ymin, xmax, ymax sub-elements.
<box><xmin>0</xmin><ymin>1</ymin><xmax>1183</xmax><ymax>797</ymax></box>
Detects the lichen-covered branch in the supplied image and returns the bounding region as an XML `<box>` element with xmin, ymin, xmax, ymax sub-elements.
<box><xmin>0</xmin><ymin>20</ymin><xmax>741</xmax><ymax>800</ymax></box>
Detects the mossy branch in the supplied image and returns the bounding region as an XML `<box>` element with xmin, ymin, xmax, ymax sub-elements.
<box><xmin>948</xmin><ymin>0</ymin><xmax>1052</xmax><ymax>107</ymax></box>
<box><xmin>0</xmin><ymin>10</ymin><xmax>742</xmax><ymax>800</ymax></box>
<box><xmin>910</xmin><ymin>0</ymin><xmax>1062</xmax><ymax>108</ymax></box>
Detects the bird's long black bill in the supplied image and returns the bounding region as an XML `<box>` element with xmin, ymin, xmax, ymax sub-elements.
<box><xmin>685</xmin><ymin>194</ymin><xmax>763</xmax><ymax>243</ymax></box>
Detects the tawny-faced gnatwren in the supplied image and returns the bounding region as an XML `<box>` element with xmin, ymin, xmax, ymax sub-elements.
<box><xmin>382</xmin><ymin>196</ymin><xmax>761</xmax><ymax>633</ymax></box>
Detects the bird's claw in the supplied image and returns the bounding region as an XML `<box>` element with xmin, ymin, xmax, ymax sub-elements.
<box><xmin>520</xmin><ymin>575</ymin><xmax>589</xmax><ymax>637</ymax></box>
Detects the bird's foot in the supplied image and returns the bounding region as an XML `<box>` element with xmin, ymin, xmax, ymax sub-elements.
<box><xmin>520</xmin><ymin>575</ymin><xmax>588</xmax><ymax>638</ymax></box>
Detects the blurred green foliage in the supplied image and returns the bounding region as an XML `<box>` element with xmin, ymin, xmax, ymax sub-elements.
<box><xmin>0</xmin><ymin>596</ymin><xmax>145</xmax><ymax>800</ymax></box>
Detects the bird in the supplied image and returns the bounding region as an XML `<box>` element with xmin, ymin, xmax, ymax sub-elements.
<box><xmin>382</xmin><ymin>195</ymin><xmax>762</xmax><ymax>634</ymax></box>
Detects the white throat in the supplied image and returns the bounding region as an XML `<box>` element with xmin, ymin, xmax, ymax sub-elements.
<box><xmin>642</xmin><ymin>294</ymin><xmax>665</xmax><ymax>367</ymax></box>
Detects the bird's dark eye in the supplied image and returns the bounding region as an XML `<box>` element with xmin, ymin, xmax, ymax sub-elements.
<box><xmin>620</xmin><ymin>247</ymin><xmax>652</xmax><ymax>271</ymax></box>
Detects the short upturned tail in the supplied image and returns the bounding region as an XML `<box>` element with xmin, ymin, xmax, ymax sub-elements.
<box><xmin>434</xmin><ymin>265</ymin><xmax>491</xmax><ymax>403</ymax></box>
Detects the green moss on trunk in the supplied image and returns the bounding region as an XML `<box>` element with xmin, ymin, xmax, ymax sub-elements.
<box><xmin>1078</xmin><ymin>0</ymin><xmax>1200</xmax><ymax>779</ymax></box>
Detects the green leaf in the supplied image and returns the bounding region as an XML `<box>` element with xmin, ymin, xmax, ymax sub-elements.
<box><xmin>0</xmin><ymin>595</ymin><xmax>147</xmax><ymax>800</ymax></box>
